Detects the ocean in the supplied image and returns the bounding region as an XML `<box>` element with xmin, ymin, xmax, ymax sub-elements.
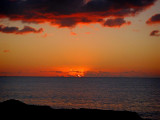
<box><xmin>0</xmin><ymin>77</ymin><xmax>160</xmax><ymax>120</ymax></box>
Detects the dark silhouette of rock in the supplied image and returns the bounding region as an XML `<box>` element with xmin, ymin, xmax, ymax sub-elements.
<box><xmin>0</xmin><ymin>99</ymin><xmax>146</xmax><ymax>120</ymax></box>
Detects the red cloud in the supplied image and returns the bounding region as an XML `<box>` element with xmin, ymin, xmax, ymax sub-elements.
<box><xmin>150</xmin><ymin>30</ymin><xmax>160</xmax><ymax>36</ymax></box>
<box><xmin>0</xmin><ymin>25</ymin><xmax>43</xmax><ymax>34</ymax></box>
<box><xmin>3</xmin><ymin>50</ymin><xmax>10</xmax><ymax>53</ymax></box>
<box><xmin>104</xmin><ymin>18</ymin><xmax>131</xmax><ymax>27</ymax></box>
<box><xmin>70</xmin><ymin>31</ymin><xmax>77</xmax><ymax>36</ymax></box>
<box><xmin>146</xmin><ymin>14</ymin><xmax>160</xmax><ymax>24</ymax></box>
<box><xmin>0</xmin><ymin>0</ymin><xmax>156</xmax><ymax>28</ymax></box>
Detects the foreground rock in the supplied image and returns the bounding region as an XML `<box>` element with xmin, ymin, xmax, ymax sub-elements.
<box><xmin>0</xmin><ymin>99</ymin><xmax>146</xmax><ymax>120</ymax></box>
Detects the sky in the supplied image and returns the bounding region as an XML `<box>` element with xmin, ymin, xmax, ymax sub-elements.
<box><xmin>0</xmin><ymin>0</ymin><xmax>160</xmax><ymax>77</ymax></box>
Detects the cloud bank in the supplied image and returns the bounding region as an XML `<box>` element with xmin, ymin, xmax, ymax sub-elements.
<box><xmin>150</xmin><ymin>30</ymin><xmax>160</xmax><ymax>36</ymax></box>
<box><xmin>146</xmin><ymin>13</ymin><xmax>160</xmax><ymax>24</ymax></box>
<box><xmin>104</xmin><ymin>18</ymin><xmax>131</xmax><ymax>27</ymax></box>
<box><xmin>0</xmin><ymin>0</ymin><xmax>157</xmax><ymax>28</ymax></box>
<box><xmin>0</xmin><ymin>25</ymin><xmax>43</xmax><ymax>34</ymax></box>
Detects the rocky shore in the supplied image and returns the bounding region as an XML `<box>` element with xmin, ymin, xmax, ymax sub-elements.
<box><xmin>0</xmin><ymin>99</ymin><xmax>148</xmax><ymax>120</ymax></box>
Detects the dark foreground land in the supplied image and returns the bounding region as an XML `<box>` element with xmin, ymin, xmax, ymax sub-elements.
<box><xmin>0</xmin><ymin>99</ymin><xmax>148</xmax><ymax>120</ymax></box>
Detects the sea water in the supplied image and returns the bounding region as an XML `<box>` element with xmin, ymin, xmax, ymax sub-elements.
<box><xmin>0</xmin><ymin>77</ymin><xmax>160</xmax><ymax>120</ymax></box>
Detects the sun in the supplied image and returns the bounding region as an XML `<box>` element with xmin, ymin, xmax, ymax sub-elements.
<box><xmin>68</xmin><ymin>67</ymin><xmax>88</xmax><ymax>77</ymax></box>
<box><xmin>77</xmin><ymin>74</ymin><xmax>82</xmax><ymax>77</ymax></box>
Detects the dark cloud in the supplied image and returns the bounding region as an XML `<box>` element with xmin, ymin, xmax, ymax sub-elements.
<box><xmin>84</xmin><ymin>70</ymin><xmax>147</xmax><ymax>77</ymax></box>
<box><xmin>0</xmin><ymin>25</ymin><xmax>18</xmax><ymax>33</ymax></box>
<box><xmin>0</xmin><ymin>25</ymin><xmax>43</xmax><ymax>34</ymax></box>
<box><xmin>40</xmin><ymin>71</ymin><xmax>64</xmax><ymax>73</ymax></box>
<box><xmin>146</xmin><ymin>14</ymin><xmax>160</xmax><ymax>24</ymax></box>
<box><xmin>53</xmin><ymin>18</ymin><xmax>78</xmax><ymax>28</ymax></box>
<box><xmin>16</xmin><ymin>26</ymin><xmax>43</xmax><ymax>34</ymax></box>
<box><xmin>150</xmin><ymin>30</ymin><xmax>160</xmax><ymax>36</ymax></box>
<box><xmin>84</xmin><ymin>71</ymin><xmax>111</xmax><ymax>77</ymax></box>
<box><xmin>83</xmin><ymin>0</ymin><xmax>155</xmax><ymax>14</ymax></box>
<box><xmin>104</xmin><ymin>18</ymin><xmax>131</xmax><ymax>27</ymax></box>
<box><xmin>0</xmin><ymin>0</ymin><xmax>157</xmax><ymax>28</ymax></box>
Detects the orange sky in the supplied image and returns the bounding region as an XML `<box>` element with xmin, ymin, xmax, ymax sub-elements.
<box><xmin>0</xmin><ymin>0</ymin><xmax>160</xmax><ymax>77</ymax></box>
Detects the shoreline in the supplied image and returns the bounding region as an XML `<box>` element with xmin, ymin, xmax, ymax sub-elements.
<box><xmin>0</xmin><ymin>99</ymin><xmax>149</xmax><ymax>120</ymax></box>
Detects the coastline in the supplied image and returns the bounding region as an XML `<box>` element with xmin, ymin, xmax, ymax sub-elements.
<box><xmin>0</xmin><ymin>99</ymin><xmax>149</xmax><ymax>120</ymax></box>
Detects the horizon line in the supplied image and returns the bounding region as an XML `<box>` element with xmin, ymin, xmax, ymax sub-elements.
<box><xmin>0</xmin><ymin>76</ymin><xmax>160</xmax><ymax>79</ymax></box>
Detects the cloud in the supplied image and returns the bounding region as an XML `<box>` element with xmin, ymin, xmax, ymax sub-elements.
<box><xmin>146</xmin><ymin>13</ymin><xmax>160</xmax><ymax>24</ymax></box>
<box><xmin>0</xmin><ymin>0</ymin><xmax>156</xmax><ymax>28</ymax></box>
<box><xmin>0</xmin><ymin>25</ymin><xmax>43</xmax><ymax>34</ymax></box>
<box><xmin>16</xmin><ymin>26</ymin><xmax>43</xmax><ymax>34</ymax></box>
<box><xmin>40</xmin><ymin>70</ymin><xmax>83</xmax><ymax>77</ymax></box>
<box><xmin>84</xmin><ymin>71</ymin><xmax>111</xmax><ymax>77</ymax></box>
<box><xmin>3</xmin><ymin>50</ymin><xmax>10</xmax><ymax>53</ymax></box>
<box><xmin>84</xmin><ymin>70</ymin><xmax>150</xmax><ymax>77</ymax></box>
<box><xmin>83</xmin><ymin>0</ymin><xmax>91</xmax><ymax>5</ymax></box>
<box><xmin>70</xmin><ymin>31</ymin><xmax>77</xmax><ymax>36</ymax></box>
<box><xmin>104</xmin><ymin>18</ymin><xmax>131</xmax><ymax>27</ymax></box>
<box><xmin>150</xmin><ymin>30</ymin><xmax>160</xmax><ymax>36</ymax></box>
<box><xmin>53</xmin><ymin>18</ymin><xmax>78</xmax><ymax>28</ymax></box>
<box><xmin>40</xmin><ymin>71</ymin><xmax>64</xmax><ymax>73</ymax></box>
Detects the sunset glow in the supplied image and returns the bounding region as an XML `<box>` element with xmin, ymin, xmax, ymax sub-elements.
<box><xmin>0</xmin><ymin>0</ymin><xmax>160</xmax><ymax>77</ymax></box>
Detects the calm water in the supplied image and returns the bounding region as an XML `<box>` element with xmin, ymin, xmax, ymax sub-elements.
<box><xmin>0</xmin><ymin>77</ymin><xmax>160</xmax><ymax>120</ymax></box>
